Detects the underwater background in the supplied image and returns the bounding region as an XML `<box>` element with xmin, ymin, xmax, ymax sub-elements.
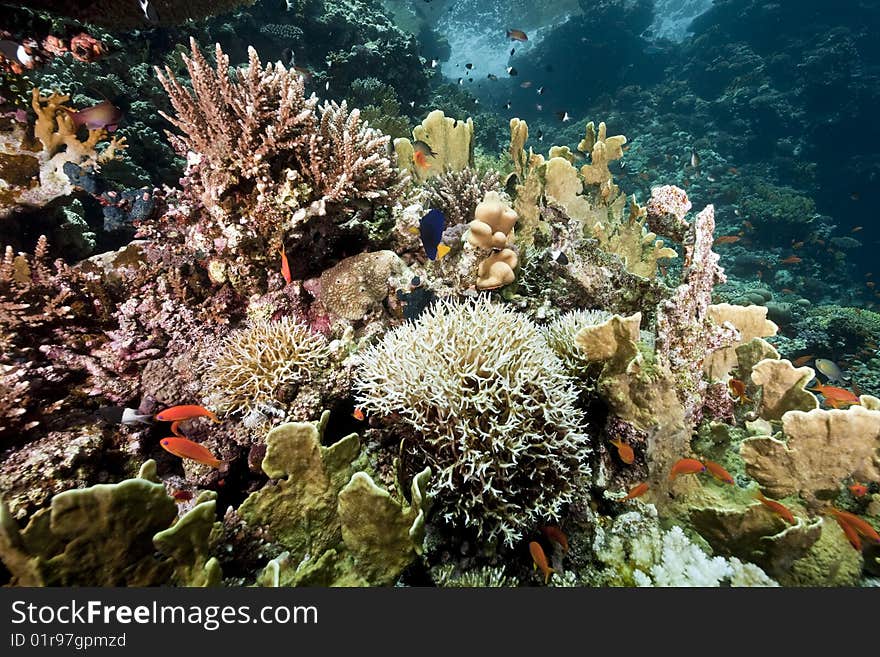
<box><xmin>0</xmin><ymin>0</ymin><xmax>878</xmax><ymax>587</ymax></box>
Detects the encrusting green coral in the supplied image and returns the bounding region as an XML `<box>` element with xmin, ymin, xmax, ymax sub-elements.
<box><xmin>240</xmin><ymin>412</ymin><xmax>430</xmax><ymax>586</ymax></box>
<box><xmin>354</xmin><ymin>296</ymin><xmax>591</xmax><ymax>546</ymax></box>
<box><xmin>0</xmin><ymin>461</ymin><xmax>220</xmax><ymax>586</ymax></box>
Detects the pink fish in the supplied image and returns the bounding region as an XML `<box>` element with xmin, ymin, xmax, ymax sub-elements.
<box><xmin>67</xmin><ymin>100</ymin><xmax>123</xmax><ymax>132</ymax></box>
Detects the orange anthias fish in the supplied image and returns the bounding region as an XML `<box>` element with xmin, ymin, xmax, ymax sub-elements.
<box><xmin>668</xmin><ymin>458</ymin><xmax>706</xmax><ymax>481</ymax></box>
<box><xmin>506</xmin><ymin>29</ymin><xmax>528</xmax><ymax>42</ymax></box>
<box><xmin>780</xmin><ymin>255</ymin><xmax>802</xmax><ymax>265</ymax></box>
<box><xmin>703</xmin><ymin>460</ymin><xmax>735</xmax><ymax>485</ymax></box>
<box><xmin>792</xmin><ymin>354</ymin><xmax>814</xmax><ymax>367</ymax></box>
<box><xmin>713</xmin><ymin>235</ymin><xmax>741</xmax><ymax>246</ymax></box>
<box><xmin>849</xmin><ymin>482</ymin><xmax>869</xmax><ymax>497</ymax></box>
<box><xmin>529</xmin><ymin>541</ymin><xmax>554</xmax><ymax>584</ymax></box>
<box><xmin>352</xmin><ymin>406</ymin><xmax>365</xmax><ymax>421</ymax></box>
<box><xmin>155</xmin><ymin>405</ymin><xmax>221</xmax><ymax>424</ymax></box>
<box><xmin>541</xmin><ymin>526</ymin><xmax>569</xmax><ymax>553</ymax></box>
<box><xmin>727</xmin><ymin>378</ymin><xmax>751</xmax><ymax>403</ymax></box>
<box><xmin>835</xmin><ymin>514</ymin><xmax>862</xmax><ymax>551</ymax></box>
<box><xmin>754</xmin><ymin>490</ymin><xmax>795</xmax><ymax>524</ymax></box>
<box><xmin>807</xmin><ymin>384</ymin><xmax>860</xmax><ymax>409</ymax></box>
<box><xmin>609</xmin><ymin>438</ymin><xmax>635</xmax><ymax>464</ymax></box>
<box><xmin>160</xmin><ymin>437</ymin><xmax>222</xmax><ymax>468</ymax></box>
<box><xmin>828</xmin><ymin>507</ymin><xmax>880</xmax><ymax>544</ymax></box>
<box><xmin>279</xmin><ymin>245</ymin><xmax>292</xmax><ymax>284</ymax></box>
<box><xmin>623</xmin><ymin>482</ymin><xmax>649</xmax><ymax>500</ymax></box>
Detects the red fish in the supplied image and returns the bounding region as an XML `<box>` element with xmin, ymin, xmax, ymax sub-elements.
<box><xmin>529</xmin><ymin>541</ymin><xmax>554</xmax><ymax>584</ymax></box>
<box><xmin>792</xmin><ymin>354</ymin><xmax>814</xmax><ymax>367</ymax></box>
<box><xmin>727</xmin><ymin>378</ymin><xmax>750</xmax><ymax>403</ymax></box>
<box><xmin>807</xmin><ymin>384</ymin><xmax>860</xmax><ymax>409</ymax></box>
<box><xmin>171</xmin><ymin>490</ymin><xmax>193</xmax><ymax>502</ymax></box>
<box><xmin>155</xmin><ymin>405</ymin><xmax>220</xmax><ymax>424</ymax></box>
<box><xmin>754</xmin><ymin>490</ymin><xmax>795</xmax><ymax>524</ymax></box>
<box><xmin>279</xmin><ymin>245</ymin><xmax>292</xmax><ymax>284</ymax></box>
<box><xmin>352</xmin><ymin>406</ymin><xmax>365</xmax><ymax>421</ymax></box>
<box><xmin>160</xmin><ymin>437</ymin><xmax>222</xmax><ymax>468</ymax></box>
<box><xmin>703</xmin><ymin>460</ymin><xmax>735</xmax><ymax>485</ymax></box>
<box><xmin>506</xmin><ymin>29</ymin><xmax>528</xmax><ymax>42</ymax></box>
<box><xmin>610</xmin><ymin>438</ymin><xmax>634</xmax><ymax>464</ymax></box>
<box><xmin>849</xmin><ymin>482</ymin><xmax>868</xmax><ymax>497</ymax></box>
<box><xmin>541</xmin><ymin>526</ymin><xmax>569</xmax><ymax>553</ymax></box>
<box><xmin>713</xmin><ymin>235</ymin><xmax>741</xmax><ymax>246</ymax></box>
<box><xmin>780</xmin><ymin>255</ymin><xmax>802</xmax><ymax>265</ymax></box>
<box><xmin>828</xmin><ymin>507</ymin><xmax>880</xmax><ymax>544</ymax></box>
<box><xmin>668</xmin><ymin>458</ymin><xmax>706</xmax><ymax>481</ymax></box>
<box><xmin>623</xmin><ymin>482</ymin><xmax>649</xmax><ymax>500</ymax></box>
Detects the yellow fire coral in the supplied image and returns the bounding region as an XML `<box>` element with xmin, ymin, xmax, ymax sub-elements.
<box><xmin>704</xmin><ymin>304</ymin><xmax>778</xmax><ymax>382</ymax></box>
<box><xmin>740</xmin><ymin>404</ymin><xmax>880</xmax><ymax>504</ymax></box>
<box><xmin>394</xmin><ymin>109</ymin><xmax>474</xmax><ymax>181</ymax></box>
<box><xmin>750</xmin><ymin>358</ymin><xmax>818</xmax><ymax>421</ymax></box>
<box><xmin>504</xmin><ymin>118</ymin><xmax>674</xmax><ymax>278</ymax></box>
<box><xmin>578</xmin><ymin>120</ymin><xmax>627</xmax><ymax>196</ymax></box>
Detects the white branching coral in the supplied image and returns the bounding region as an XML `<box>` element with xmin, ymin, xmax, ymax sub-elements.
<box><xmin>353</xmin><ymin>297</ymin><xmax>591</xmax><ymax>546</ymax></box>
<box><xmin>543</xmin><ymin>309</ymin><xmax>612</xmax><ymax>377</ymax></box>
<box><xmin>203</xmin><ymin>317</ymin><xmax>330</xmax><ymax>417</ymax></box>
<box><xmin>593</xmin><ymin>512</ymin><xmax>777</xmax><ymax>587</ymax></box>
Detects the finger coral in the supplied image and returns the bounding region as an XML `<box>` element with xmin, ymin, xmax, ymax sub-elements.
<box><xmin>202</xmin><ymin>316</ymin><xmax>330</xmax><ymax>418</ymax></box>
<box><xmin>353</xmin><ymin>297</ymin><xmax>591</xmax><ymax>546</ymax></box>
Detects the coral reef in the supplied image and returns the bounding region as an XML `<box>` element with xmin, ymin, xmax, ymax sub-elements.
<box><xmin>592</xmin><ymin>511</ymin><xmax>776</xmax><ymax>587</ymax></box>
<box><xmin>354</xmin><ymin>297</ymin><xmax>591</xmax><ymax>545</ymax></box>
<box><xmin>741</xmin><ymin>404</ymin><xmax>880</xmax><ymax>504</ymax></box>
<box><xmin>395</xmin><ymin>109</ymin><xmax>475</xmax><ymax>181</ymax></box>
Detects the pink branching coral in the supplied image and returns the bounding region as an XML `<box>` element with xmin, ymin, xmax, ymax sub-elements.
<box><xmin>0</xmin><ymin>237</ymin><xmax>124</xmax><ymax>434</ymax></box>
<box><xmin>155</xmin><ymin>38</ymin><xmax>403</xmax><ymax>266</ymax></box>
<box><xmin>655</xmin><ymin>205</ymin><xmax>738</xmax><ymax>424</ymax></box>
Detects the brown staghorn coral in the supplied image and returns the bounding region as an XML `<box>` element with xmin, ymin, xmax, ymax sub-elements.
<box><xmin>154</xmin><ymin>39</ymin><xmax>404</xmax><ymax>288</ymax></box>
<box><xmin>353</xmin><ymin>297</ymin><xmax>591</xmax><ymax>546</ymax></box>
<box><xmin>655</xmin><ymin>205</ymin><xmax>737</xmax><ymax>424</ymax></box>
<box><xmin>157</xmin><ymin>39</ymin><xmax>402</xmax><ymax>230</ymax></box>
<box><xmin>202</xmin><ymin>316</ymin><xmax>330</xmax><ymax>419</ymax></box>
<box><xmin>424</xmin><ymin>168</ymin><xmax>501</xmax><ymax>227</ymax></box>
<box><xmin>156</xmin><ymin>39</ymin><xmax>319</xmax><ymax>224</ymax></box>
